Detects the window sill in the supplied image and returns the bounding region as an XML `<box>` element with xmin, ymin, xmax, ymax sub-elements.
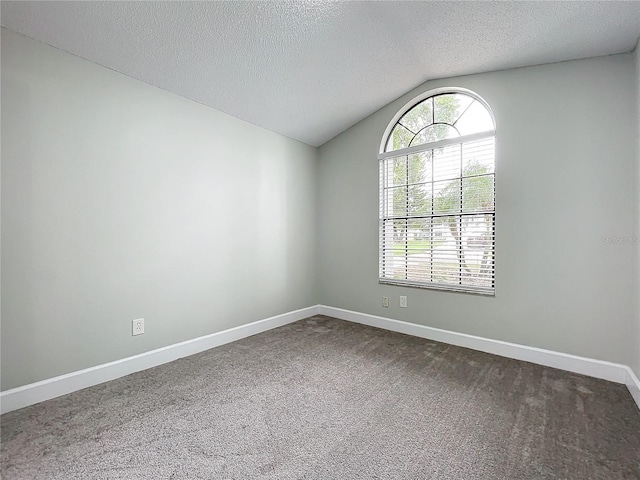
<box><xmin>379</xmin><ymin>278</ymin><xmax>495</xmax><ymax>296</ymax></box>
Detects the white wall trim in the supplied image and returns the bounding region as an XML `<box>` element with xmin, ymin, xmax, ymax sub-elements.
<box><xmin>0</xmin><ymin>305</ymin><xmax>320</xmax><ymax>414</ymax></box>
<box><xmin>3</xmin><ymin>304</ymin><xmax>639</xmax><ymax>414</ymax></box>
<box><xmin>625</xmin><ymin>366</ymin><xmax>640</xmax><ymax>410</ymax></box>
<box><xmin>319</xmin><ymin>305</ymin><xmax>640</xmax><ymax>409</ymax></box>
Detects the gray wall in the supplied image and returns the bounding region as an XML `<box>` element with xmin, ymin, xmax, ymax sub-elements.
<box><xmin>1</xmin><ymin>29</ymin><xmax>317</xmax><ymax>390</ymax></box>
<box><xmin>317</xmin><ymin>53</ymin><xmax>639</xmax><ymax>367</ymax></box>
<box><xmin>635</xmin><ymin>43</ymin><xmax>640</xmax><ymax>377</ymax></box>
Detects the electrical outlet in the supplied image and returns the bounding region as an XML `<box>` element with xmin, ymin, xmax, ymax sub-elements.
<box><xmin>399</xmin><ymin>296</ymin><xmax>407</xmax><ymax>308</ymax></box>
<box><xmin>382</xmin><ymin>296</ymin><xmax>389</xmax><ymax>308</ymax></box>
<box><xmin>132</xmin><ymin>318</ymin><xmax>144</xmax><ymax>336</ymax></box>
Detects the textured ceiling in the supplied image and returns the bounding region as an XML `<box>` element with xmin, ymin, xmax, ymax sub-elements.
<box><xmin>2</xmin><ymin>1</ymin><xmax>640</xmax><ymax>146</ymax></box>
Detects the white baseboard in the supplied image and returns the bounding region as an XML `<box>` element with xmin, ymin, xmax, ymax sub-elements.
<box><xmin>626</xmin><ymin>367</ymin><xmax>640</xmax><ymax>409</ymax></box>
<box><xmin>0</xmin><ymin>305</ymin><xmax>319</xmax><ymax>415</ymax></box>
<box><xmin>3</xmin><ymin>304</ymin><xmax>639</xmax><ymax>414</ymax></box>
<box><xmin>319</xmin><ymin>306</ymin><xmax>638</xmax><ymax>405</ymax></box>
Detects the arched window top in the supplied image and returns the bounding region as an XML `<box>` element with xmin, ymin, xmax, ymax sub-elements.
<box><xmin>382</xmin><ymin>88</ymin><xmax>495</xmax><ymax>153</ymax></box>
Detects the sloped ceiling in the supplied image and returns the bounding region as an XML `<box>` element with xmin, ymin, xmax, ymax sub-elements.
<box><xmin>2</xmin><ymin>1</ymin><xmax>639</xmax><ymax>146</ymax></box>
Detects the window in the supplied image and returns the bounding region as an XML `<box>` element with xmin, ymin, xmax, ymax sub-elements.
<box><xmin>379</xmin><ymin>88</ymin><xmax>496</xmax><ymax>295</ymax></box>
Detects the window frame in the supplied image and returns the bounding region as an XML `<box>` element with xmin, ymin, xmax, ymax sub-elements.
<box><xmin>378</xmin><ymin>87</ymin><xmax>496</xmax><ymax>295</ymax></box>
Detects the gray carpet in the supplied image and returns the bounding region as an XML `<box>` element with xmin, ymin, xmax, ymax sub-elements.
<box><xmin>1</xmin><ymin>315</ymin><xmax>639</xmax><ymax>479</ymax></box>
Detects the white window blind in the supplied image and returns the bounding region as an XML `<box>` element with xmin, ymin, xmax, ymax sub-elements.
<box><xmin>379</xmin><ymin>91</ymin><xmax>495</xmax><ymax>295</ymax></box>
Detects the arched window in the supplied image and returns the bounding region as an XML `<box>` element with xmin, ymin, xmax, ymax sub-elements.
<box><xmin>378</xmin><ymin>88</ymin><xmax>496</xmax><ymax>295</ymax></box>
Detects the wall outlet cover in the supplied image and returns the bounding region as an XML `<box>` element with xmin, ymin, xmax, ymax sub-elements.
<box><xmin>400</xmin><ymin>296</ymin><xmax>407</xmax><ymax>308</ymax></box>
<box><xmin>132</xmin><ymin>318</ymin><xmax>145</xmax><ymax>336</ymax></box>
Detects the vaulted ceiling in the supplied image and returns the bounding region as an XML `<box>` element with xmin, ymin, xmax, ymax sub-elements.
<box><xmin>2</xmin><ymin>1</ymin><xmax>639</xmax><ymax>146</ymax></box>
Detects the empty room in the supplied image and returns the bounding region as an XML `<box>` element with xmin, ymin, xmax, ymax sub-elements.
<box><xmin>1</xmin><ymin>1</ymin><xmax>640</xmax><ymax>478</ymax></box>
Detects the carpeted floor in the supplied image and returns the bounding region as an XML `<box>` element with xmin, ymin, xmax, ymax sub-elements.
<box><xmin>1</xmin><ymin>315</ymin><xmax>639</xmax><ymax>479</ymax></box>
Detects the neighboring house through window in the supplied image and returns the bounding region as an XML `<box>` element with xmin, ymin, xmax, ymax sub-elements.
<box><xmin>378</xmin><ymin>88</ymin><xmax>496</xmax><ymax>295</ymax></box>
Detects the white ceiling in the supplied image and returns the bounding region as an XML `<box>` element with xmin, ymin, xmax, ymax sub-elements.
<box><xmin>2</xmin><ymin>1</ymin><xmax>640</xmax><ymax>147</ymax></box>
